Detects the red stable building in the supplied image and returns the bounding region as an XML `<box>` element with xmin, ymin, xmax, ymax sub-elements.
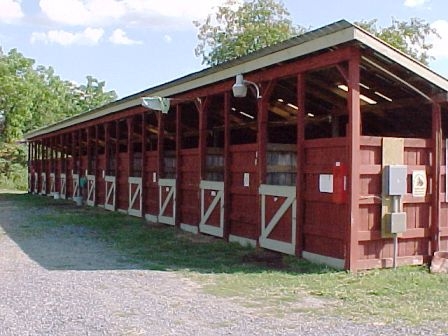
<box><xmin>25</xmin><ymin>20</ymin><xmax>448</xmax><ymax>271</ymax></box>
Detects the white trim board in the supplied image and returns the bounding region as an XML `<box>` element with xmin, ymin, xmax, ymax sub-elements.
<box><xmin>180</xmin><ymin>223</ymin><xmax>199</xmax><ymax>235</ymax></box>
<box><xmin>145</xmin><ymin>213</ymin><xmax>158</xmax><ymax>223</ymax></box>
<box><xmin>228</xmin><ymin>235</ymin><xmax>257</xmax><ymax>248</ymax></box>
<box><xmin>302</xmin><ymin>251</ymin><xmax>345</xmax><ymax>270</ymax></box>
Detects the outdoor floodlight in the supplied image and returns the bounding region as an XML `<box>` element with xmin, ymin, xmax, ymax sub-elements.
<box><xmin>141</xmin><ymin>97</ymin><xmax>171</xmax><ymax>114</ymax></box>
<box><xmin>232</xmin><ymin>74</ymin><xmax>261</xmax><ymax>99</ymax></box>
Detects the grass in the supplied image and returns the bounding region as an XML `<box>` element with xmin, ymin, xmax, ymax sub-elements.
<box><xmin>2</xmin><ymin>192</ymin><xmax>448</xmax><ymax>328</ymax></box>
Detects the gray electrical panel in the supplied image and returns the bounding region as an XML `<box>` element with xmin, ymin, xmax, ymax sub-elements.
<box><xmin>385</xmin><ymin>165</ymin><xmax>407</xmax><ymax>196</ymax></box>
<box><xmin>387</xmin><ymin>212</ymin><xmax>407</xmax><ymax>233</ymax></box>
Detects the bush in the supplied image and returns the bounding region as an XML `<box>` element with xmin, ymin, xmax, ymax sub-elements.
<box><xmin>0</xmin><ymin>142</ymin><xmax>28</xmax><ymax>191</ymax></box>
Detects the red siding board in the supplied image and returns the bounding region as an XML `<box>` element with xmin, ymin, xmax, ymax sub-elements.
<box><xmin>144</xmin><ymin>151</ymin><xmax>158</xmax><ymax>217</ymax></box>
<box><xmin>117</xmin><ymin>152</ymin><xmax>129</xmax><ymax>210</ymax></box>
<box><xmin>357</xmin><ymin>136</ymin><xmax>434</xmax><ymax>269</ymax></box>
<box><xmin>179</xmin><ymin>149</ymin><xmax>200</xmax><ymax>225</ymax></box>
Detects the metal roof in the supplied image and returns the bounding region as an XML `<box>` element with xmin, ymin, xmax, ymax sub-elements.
<box><xmin>25</xmin><ymin>19</ymin><xmax>448</xmax><ymax>139</ymax></box>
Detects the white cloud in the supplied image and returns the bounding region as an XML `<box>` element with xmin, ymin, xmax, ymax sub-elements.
<box><xmin>38</xmin><ymin>0</ymin><xmax>231</xmax><ymax>29</ymax></box>
<box><xmin>0</xmin><ymin>0</ymin><xmax>24</xmax><ymax>23</ymax></box>
<box><xmin>430</xmin><ymin>20</ymin><xmax>448</xmax><ymax>58</ymax></box>
<box><xmin>30</xmin><ymin>27</ymin><xmax>104</xmax><ymax>46</ymax></box>
<box><xmin>109</xmin><ymin>28</ymin><xmax>142</xmax><ymax>45</ymax></box>
<box><xmin>403</xmin><ymin>0</ymin><xmax>429</xmax><ymax>7</ymax></box>
<box><xmin>164</xmin><ymin>34</ymin><xmax>172</xmax><ymax>43</ymax></box>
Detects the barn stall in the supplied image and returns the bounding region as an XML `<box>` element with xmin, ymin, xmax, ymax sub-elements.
<box><xmin>26</xmin><ymin>20</ymin><xmax>448</xmax><ymax>271</ymax></box>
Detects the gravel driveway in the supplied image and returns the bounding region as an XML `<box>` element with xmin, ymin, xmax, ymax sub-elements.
<box><xmin>0</xmin><ymin>197</ymin><xmax>445</xmax><ymax>335</ymax></box>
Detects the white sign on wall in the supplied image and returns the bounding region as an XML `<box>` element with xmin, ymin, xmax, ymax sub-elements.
<box><xmin>412</xmin><ymin>170</ymin><xmax>427</xmax><ymax>198</ymax></box>
<box><xmin>319</xmin><ymin>174</ymin><xmax>333</xmax><ymax>193</ymax></box>
<box><xmin>243</xmin><ymin>173</ymin><xmax>250</xmax><ymax>187</ymax></box>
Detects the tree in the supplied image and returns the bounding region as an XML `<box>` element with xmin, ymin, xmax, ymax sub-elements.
<box><xmin>0</xmin><ymin>48</ymin><xmax>117</xmax><ymax>142</ymax></box>
<box><xmin>71</xmin><ymin>75</ymin><xmax>117</xmax><ymax>114</ymax></box>
<box><xmin>194</xmin><ymin>0</ymin><xmax>305</xmax><ymax>66</ymax></box>
<box><xmin>0</xmin><ymin>46</ymin><xmax>117</xmax><ymax>190</ymax></box>
<box><xmin>356</xmin><ymin>18</ymin><xmax>439</xmax><ymax>65</ymax></box>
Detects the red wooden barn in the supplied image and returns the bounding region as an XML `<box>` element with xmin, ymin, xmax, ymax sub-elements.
<box><xmin>25</xmin><ymin>20</ymin><xmax>448</xmax><ymax>271</ymax></box>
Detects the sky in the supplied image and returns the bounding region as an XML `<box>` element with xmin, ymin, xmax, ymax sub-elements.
<box><xmin>0</xmin><ymin>0</ymin><xmax>447</xmax><ymax>99</ymax></box>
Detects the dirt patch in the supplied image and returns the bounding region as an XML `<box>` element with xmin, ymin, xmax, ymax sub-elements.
<box><xmin>176</xmin><ymin>230</ymin><xmax>219</xmax><ymax>244</ymax></box>
<box><xmin>242</xmin><ymin>249</ymin><xmax>285</xmax><ymax>269</ymax></box>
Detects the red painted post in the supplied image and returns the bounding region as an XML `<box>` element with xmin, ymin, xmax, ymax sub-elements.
<box><xmin>296</xmin><ymin>73</ymin><xmax>306</xmax><ymax>256</ymax></box>
<box><xmin>27</xmin><ymin>141</ymin><xmax>31</xmax><ymax>192</ymax></box>
<box><xmin>141</xmin><ymin>112</ymin><xmax>147</xmax><ymax>216</ymax></box>
<box><xmin>104</xmin><ymin>123</ymin><xmax>109</xmax><ymax>175</ymax></box>
<box><xmin>346</xmin><ymin>47</ymin><xmax>361</xmax><ymax>272</ymax></box>
<box><xmin>127</xmin><ymin>117</ymin><xmax>134</xmax><ymax>177</ymax></box>
<box><xmin>175</xmin><ymin>104</ymin><xmax>182</xmax><ymax>227</ymax></box>
<box><xmin>115</xmin><ymin>120</ymin><xmax>119</xmax><ymax>199</ymax></box>
<box><xmin>158</xmin><ymin>113</ymin><xmax>165</xmax><ymax>179</ymax></box>
<box><xmin>94</xmin><ymin>124</ymin><xmax>99</xmax><ymax>191</ymax></box>
<box><xmin>86</xmin><ymin>127</ymin><xmax>91</xmax><ymax>174</ymax></box>
<box><xmin>223</xmin><ymin>92</ymin><xmax>231</xmax><ymax>240</ymax></box>
<box><xmin>431</xmin><ymin>102</ymin><xmax>442</xmax><ymax>254</ymax></box>
<box><xmin>78</xmin><ymin>129</ymin><xmax>82</xmax><ymax>175</ymax></box>
<box><xmin>198</xmin><ymin>98</ymin><xmax>207</xmax><ymax>181</ymax></box>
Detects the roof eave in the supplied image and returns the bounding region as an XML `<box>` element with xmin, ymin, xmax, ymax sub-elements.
<box><xmin>25</xmin><ymin>23</ymin><xmax>357</xmax><ymax>140</ymax></box>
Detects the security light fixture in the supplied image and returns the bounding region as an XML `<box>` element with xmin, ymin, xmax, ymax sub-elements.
<box><xmin>141</xmin><ymin>97</ymin><xmax>171</xmax><ymax>114</ymax></box>
<box><xmin>232</xmin><ymin>74</ymin><xmax>261</xmax><ymax>99</ymax></box>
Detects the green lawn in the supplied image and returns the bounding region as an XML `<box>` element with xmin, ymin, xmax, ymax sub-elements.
<box><xmin>2</xmin><ymin>192</ymin><xmax>448</xmax><ymax>327</ymax></box>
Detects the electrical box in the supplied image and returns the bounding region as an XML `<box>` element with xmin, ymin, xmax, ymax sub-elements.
<box><xmin>385</xmin><ymin>165</ymin><xmax>407</xmax><ymax>196</ymax></box>
<box><xmin>387</xmin><ymin>212</ymin><xmax>407</xmax><ymax>233</ymax></box>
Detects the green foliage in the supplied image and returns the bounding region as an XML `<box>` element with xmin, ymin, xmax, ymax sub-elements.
<box><xmin>0</xmin><ymin>142</ymin><xmax>28</xmax><ymax>190</ymax></box>
<box><xmin>0</xmin><ymin>47</ymin><xmax>117</xmax><ymax>142</ymax></box>
<box><xmin>356</xmin><ymin>18</ymin><xmax>439</xmax><ymax>65</ymax></box>
<box><xmin>194</xmin><ymin>0</ymin><xmax>305</xmax><ymax>66</ymax></box>
<box><xmin>0</xmin><ymin>46</ymin><xmax>117</xmax><ymax>190</ymax></box>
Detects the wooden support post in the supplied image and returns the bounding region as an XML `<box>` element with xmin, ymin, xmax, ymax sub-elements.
<box><xmin>223</xmin><ymin>92</ymin><xmax>231</xmax><ymax>240</ymax></box>
<box><xmin>78</xmin><ymin>129</ymin><xmax>82</xmax><ymax>174</ymax></box>
<box><xmin>141</xmin><ymin>112</ymin><xmax>147</xmax><ymax>216</ymax></box>
<box><xmin>44</xmin><ymin>138</ymin><xmax>48</xmax><ymax>176</ymax></box>
<box><xmin>431</xmin><ymin>102</ymin><xmax>442</xmax><ymax>254</ymax></box>
<box><xmin>198</xmin><ymin>98</ymin><xmax>208</xmax><ymax>181</ymax></box>
<box><xmin>33</xmin><ymin>141</ymin><xmax>37</xmax><ymax>172</ymax></box>
<box><xmin>115</xmin><ymin>120</ymin><xmax>119</xmax><ymax>194</ymax></box>
<box><xmin>104</xmin><ymin>123</ymin><xmax>110</xmax><ymax>175</ymax></box>
<box><xmin>257</xmin><ymin>81</ymin><xmax>275</xmax><ymax>244</ymax></box>
<box><xmin>296</xmin><ymin>72</ymin><xmax>306</xmax><ymax>256</ymax></box>
<box><xmin>346</xmin><ymin>47</ymin><xmax>361</xmax><ymax>272</ymax></box>
<box><xmin>27</xmin><ymin>140</ymin><xmax>31</xmax><ymax>171</ymax></box>
<box><xmin>63</xmin><ymin>133</ymin><xmax>67</xmax><ymax>198</ymax></box>
<box><xmin>94</xmin><ymin>125</ymin><xmax>99</xmax><ymax>174</ymax></box>
<box><xmin>175</xmin><ymin>104</ymin><xmax>182</xmax><ymax>226</ymax></box>
<box><xmin>86</xmin><ymin>127</ymin><xmax>91</xmax><ymax>174</ymax></box>
<box><xmin>51</xmin><ymin>136</ymin><xmax>55</xmax><ymax>173</ymax></box>
<box><xmin>128</xmin><ymin>117</ymin><xmax>134</xmax><ymax>177</ymax></box>
<box><xmin>158</xmin><ymin>113</ymin><xmax>165</xmax><ymax>179</ymax></box>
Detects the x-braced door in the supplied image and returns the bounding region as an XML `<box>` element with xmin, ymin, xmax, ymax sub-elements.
<box><xmin>159</xmin><ymin>178</ymin><xmax>176</xmax><ymax>225</ymax></box>
<box><xmin>60</xmin><ymin>173</ymin><xmax>66</xmax><ymax>199</ymax></box>
<box><xmin>41</xmin><ymin>173</ymin><xmax>47</xmax><ymax>195</ymax></box>
<box><xmin>259</xmin><ymin>184</ymin><xmax>296</xmax><ymax>255</ymax></box>
<box><xmin>49</xmin><ymin>173</ymin><xmax>56</xmax><ymax>196</ymax></box>
<box><xmin>104</xmin><ymin>175</ymin><xmax>116</xmax><ymax>211</ymax></box>
<box><xmin>72</xmin><ymin>173</ymin><xmax>79</xmax><ymax>198</ymax></box>
<box><xmin>128</xmin><ymin>177</ymin><xmax>142</xmax><ymax>217</ymax></box>
<box><xmin>199</xmin><ymin>180</ymin><xmax>224</xmax><ymax>237</ymax></box>
<box><xmin>86</xmin><ymin>174</ymin><xmax>96</xmax><ymax>206</ymax></box>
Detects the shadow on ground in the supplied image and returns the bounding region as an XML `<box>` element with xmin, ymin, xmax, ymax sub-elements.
<box><xmin>0</xmin><ymin>192</ymin><xmax>335</xmax><ymax>275</ymax></box>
